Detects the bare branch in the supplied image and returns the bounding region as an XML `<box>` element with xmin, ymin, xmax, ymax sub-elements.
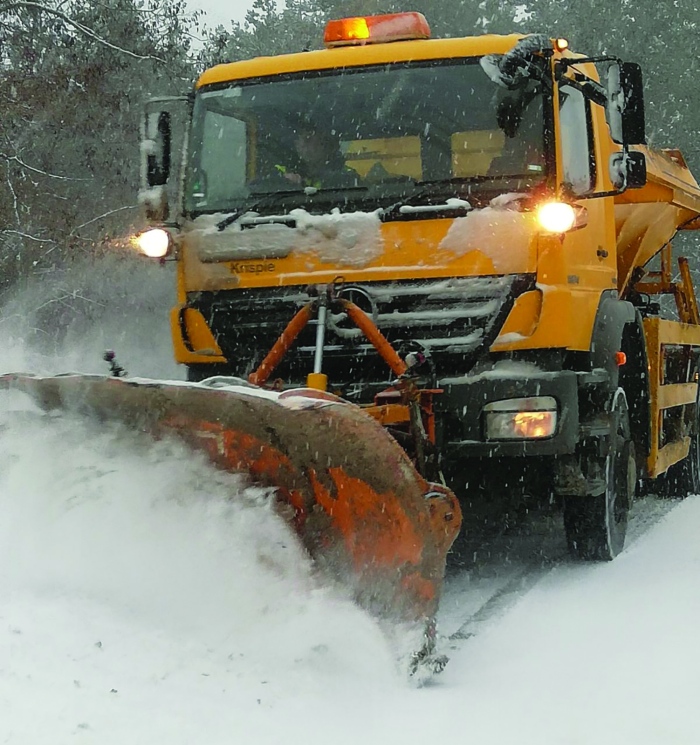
<box><xmin>4</xmin><ymin>161</ymin><xmax>20</xmax><ymax>227</ymax></box>
<box><xmin>69</xmin><ymin>205</ymin><xmax>138</xmax><ymax>236</ymax></box>
<box><xmin>0</xmin><ymin>152</ymin><xmax>90</xmax><ymax>181</ymax></box>
<box><xmin>1</xmin><ymin>2</ymin><xmax>166</xmax><ymax>62</ymax></box>
<box><xmin>34</xmin><ymin>290</ymin><xmax>106</xmax><ymax>312</ymax></box>
<box><xmin>1</xmin><ymin>229</ymin><xmax>55</xmax><ymax>243</ymax></box>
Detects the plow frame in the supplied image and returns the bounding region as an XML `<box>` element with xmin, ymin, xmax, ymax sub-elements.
<box><xmin>246</xmin><ymin>286</ymin><xmax>444</xmax><ymax>479</ymax></box>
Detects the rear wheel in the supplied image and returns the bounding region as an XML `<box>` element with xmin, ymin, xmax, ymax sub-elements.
<box><xmin>564</xmin><ymin>389</ymin><xmax>636</xmax><ymax>561</ymax></box>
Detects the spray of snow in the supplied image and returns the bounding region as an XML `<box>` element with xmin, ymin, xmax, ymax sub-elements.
<box><xmin>0</xmin><ymin>397</ymin><xmax>400</xmax><ymax>743</ymax></box>
<box><xmin>0</xmin><ymin>402</ymin><xmax>394</xmax><ymax>670</ymax></box>
<box><xmin>0</xmin><ymin>254</ymin><xmax>408</xmax><ymax>743</ymax></box>
<box><xmin>0</xmin><ymin>252</ymin><xmax>180</xmax><ymax>378</ymax></box>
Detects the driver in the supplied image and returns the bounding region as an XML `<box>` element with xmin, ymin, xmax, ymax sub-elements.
<box><xmin>276</xmin><ymin>125</ymin><xmax>360</xmax><ymax>188</ymax></box>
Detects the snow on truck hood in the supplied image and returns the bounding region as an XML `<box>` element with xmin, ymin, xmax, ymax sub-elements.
<box><xmin>439</xmin><ymin>204</ymin><xmax>534</xmax><ymax>274</ymax></box>
<box><xmin>184</xmin><ymin>198</ymin><xmax>536</xmax><ymax>273</ymax></box>
<box><xmin>185</xmin><ymin>209</ymin><xmax>384</xmax><ymax>269</ymax></box>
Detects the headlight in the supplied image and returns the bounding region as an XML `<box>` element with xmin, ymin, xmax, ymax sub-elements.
<box><xmin>536</xmin><ymin>202</ymin><xmax>577</xmax><ymax>233</ymax></box>
<box><xmin>483</xmin><ymin>396</ymin><xmax>558</xmax><ymax>440</ymax></box>
<box><xmin>133</xmin><ymin>228</ymin><xmax>170</xmax><ymax>258</ymax></box>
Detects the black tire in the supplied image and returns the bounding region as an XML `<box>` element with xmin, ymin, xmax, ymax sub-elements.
<box><xmin>655</xmin><ymin>400</ymin><xmax>700</xmax><ymax>499</ymax></box>
<box><xmin>564</xmin><ymin>389</ymin><xmax>636</xmax><ymax>561</ymax></box>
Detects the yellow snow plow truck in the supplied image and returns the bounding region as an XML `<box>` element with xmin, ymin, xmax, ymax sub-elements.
<box><xmin>131</xmin><ymin>16</ymin><xmax>700</xmax><ymax>579</ymax></box>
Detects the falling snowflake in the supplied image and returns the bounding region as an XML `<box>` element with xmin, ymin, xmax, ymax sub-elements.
<box><xmin>513</xmin><ymin>4</ymin><xmax>535</xmax><ymax>23</ymax></box>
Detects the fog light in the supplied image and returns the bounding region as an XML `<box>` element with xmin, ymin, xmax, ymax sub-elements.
<box><xmin>134</xmin><ymin>228</ymin><xmax>170</xmax><ymax>258</ymax></box>
<box><xmin>484</xmin><ymin>396</ymin><xmax>558</xmax><ymax>440</ymax></box>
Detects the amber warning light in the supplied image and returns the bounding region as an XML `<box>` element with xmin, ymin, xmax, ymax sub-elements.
<box><xmin>324</xmin><ymin>12</ymin><xmax>431</xmax><ymax>48</ymax></box>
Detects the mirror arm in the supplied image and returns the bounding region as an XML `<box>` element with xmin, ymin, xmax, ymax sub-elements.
<box><xmin>570</xmin><ymin>189</ymin><xmax>624</xmax><ymax>201</ymax></box>
<box><xmin>556</xmin><ymin>55</ymin><xmax>620</xmax><ymax>71</ymax></box>
<box><xmin>555</xmin><ymin>56</ymin><xmax>622</xmax><ymax>107</ymax></box>
<box><xmin>557</xmin><ymin>74</ymin><xmax>607</xmax><ymax>107</ymax></box>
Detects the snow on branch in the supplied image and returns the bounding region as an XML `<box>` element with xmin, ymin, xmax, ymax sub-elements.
<box><xmin>1</xmin><ymin>228</ymin><xmax>55</xmax><ymax>243</ymax></box>
<box><xmin>0</xmin><ymin>2</ymin><xmax>166</xmax><ymax>62</ymax></box>
<box><xmin>68</xmin><ymin>204</ymin><xmax>138</xmax><ymax>236</ymax></box>
<box><xmin>33</xmin><ymin>290</ymin><xmax>107</xmax><ymax>312</ymax></box>
<box><xmin>0</xmin><ymin>153</ymin><xmax>90</xmax><ymax>181</ymax></box>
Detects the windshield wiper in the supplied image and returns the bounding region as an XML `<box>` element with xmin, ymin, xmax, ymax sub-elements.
<box><xmin>382</xmin><ymin>173</ymin><xmax>546</xmax><ymax>217</ymax></box>
<box><xmin>216</xmin><ymin>205</ymin><xmax>259</xmax><ymax>232</ymax></box>
<box><xmin>397</xmin><ymin>197</ymin><xmax>472</xmax><ymax>215</ymax></box>
<box><xmin>381</xmin><ymin>182</ymin><xmax>478</xmax><ymax>218</ymax></box>
<box><xmin>216</xmin><ymin>193</ymin><xmax>287</xmax><ymax>231</ymax></box>
<box><xmin>216</xmin><ymin>186</ymin><xmax>372</xmax><ymax>230</ymax></box>
<box><xmin>299</xmin><ymin>185</ymin><xmax>369</xmax><ymax>198</ymax></box>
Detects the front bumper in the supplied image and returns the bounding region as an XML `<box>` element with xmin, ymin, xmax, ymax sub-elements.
<box><xmin>437</xmin><ymin>369</ymin><xmax>579</xmax><ymax>457</ymax></box>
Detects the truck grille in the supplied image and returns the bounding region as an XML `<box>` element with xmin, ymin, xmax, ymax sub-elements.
<box><xmin>189</xmin><ymin>275</ymin><xmax>533</xmax><ymax>399</ymax></box>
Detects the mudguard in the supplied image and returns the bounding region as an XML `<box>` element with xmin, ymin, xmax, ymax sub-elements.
<box><xmin>0</xmin><ymin>373</ymin><xmax>461</xmax><ymax>627</ymax></box>
<box><xmin>590</xmin><ymin>293</ymin><xmax>637</xmax><ymax>390</ymax></box>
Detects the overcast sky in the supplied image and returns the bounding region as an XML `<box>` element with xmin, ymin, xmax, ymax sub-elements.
<box><xmin>190</xmin><ymin>0</ymin><xmax>276</xmax><ymax>28</ymax></box>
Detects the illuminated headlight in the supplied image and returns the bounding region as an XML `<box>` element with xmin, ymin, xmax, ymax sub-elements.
<box><xmin>536</xmin><ymin>202</ymin><xmax>576</xmax><ymax>233</ymax></box>
<box><xmin>133</xmin><ymin>228</ymin><xmax>170</xmax><ymax>258</ymax></box>
<box><xmin>483</xmin><ymin>396</ymin><xmax>558</xmax><ymax>440</ymax></box>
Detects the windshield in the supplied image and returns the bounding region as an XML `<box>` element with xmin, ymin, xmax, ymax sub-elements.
<box><xmin>184</xmin><ymin>60</ymin><xmax>547</xmax><ymax>216</ymax></box>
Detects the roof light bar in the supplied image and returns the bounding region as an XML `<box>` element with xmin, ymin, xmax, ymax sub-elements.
<box><xmin>324</xmin><ymin>12</ymin><xmax>431</xmax><ymax>48</ymax></box>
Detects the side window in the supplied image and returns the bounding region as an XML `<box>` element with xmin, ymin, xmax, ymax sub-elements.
<box><xmin>559</xmin><ymin>85</ymin><xmax>595</xmax><ymax>194</ymax></box>
<box><xmin>192</xmin><ymin>112</ymin><xmax>247</xmax><ymax>209</ymax></box>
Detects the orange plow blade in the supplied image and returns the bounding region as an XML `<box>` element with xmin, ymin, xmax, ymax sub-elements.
<box><xmin>0</xmin><ymin>374</ymin><xmax>461</xmax><ymax>632</ymax></box>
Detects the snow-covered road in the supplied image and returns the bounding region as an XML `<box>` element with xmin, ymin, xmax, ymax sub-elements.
<box><xmin>1</xmin><ymin>394</ymin><xmax>699</xmax><ymax>745</ymax></box>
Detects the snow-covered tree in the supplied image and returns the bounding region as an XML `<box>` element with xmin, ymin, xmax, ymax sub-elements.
<box><xmin>0</xmin><ymin>0</ymin><xmax>199</xmax><ymax>292</ymax></box>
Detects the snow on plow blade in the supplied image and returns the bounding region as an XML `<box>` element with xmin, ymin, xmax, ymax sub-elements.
<box><xmin>0</xmin><ymin>373</ymin><xmax>461</xmax><ymax>626</ymax></box>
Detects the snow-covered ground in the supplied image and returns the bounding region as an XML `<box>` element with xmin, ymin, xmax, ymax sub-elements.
<box><xmin>1</xmin><ymin>258</ymin><xmax>699</xmax><ymax>744</ymax></box>
<box><xmin>1</xmin><ymin>393</ymin><xmax>698</xmax><ymax>745</ymax></box>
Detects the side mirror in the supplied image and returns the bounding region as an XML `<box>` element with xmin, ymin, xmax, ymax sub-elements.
<box><xmin>143</xmin><ymin>111</ymin><xmax>172</xmax><ymax>187</ymax></box>
<box><xmin>606</xmin><ymin>62</ymin><xmax>646</xmax><ymax>145</ymax></box>
<box><xmin>609</xmin><ymin>150</ymin><xmax>647</xmax><ymax>190</ymax></box>
<box><xmin>138</xmin><ymin>95</ymin><xmax>188</xmax><ymax>224</ymax></box>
